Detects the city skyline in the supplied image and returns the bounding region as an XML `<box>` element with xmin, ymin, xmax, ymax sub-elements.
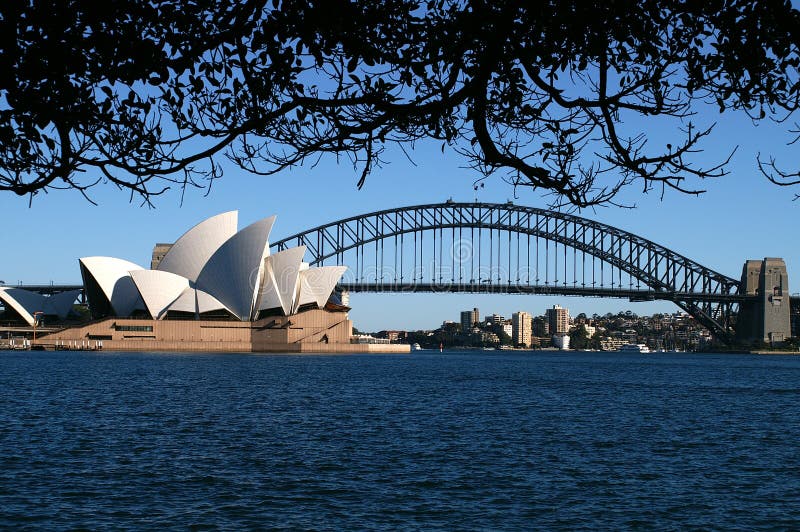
<box><xmin>380</xmin><ymin>302</ymin><xmax>687</xmax><ymax>334</ymax></box>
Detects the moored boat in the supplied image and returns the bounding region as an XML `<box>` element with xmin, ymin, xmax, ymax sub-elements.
<box><xmin>618</xmin><ymin>343</ymin><xmax>651</xmax><ymax>353</ymax></box>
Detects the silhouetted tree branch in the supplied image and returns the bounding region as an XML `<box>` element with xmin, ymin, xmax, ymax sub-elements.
<box><xmin>1</xmin><ymin>0</ymin><xmax>799</xmax><ymax>207</ymax></box>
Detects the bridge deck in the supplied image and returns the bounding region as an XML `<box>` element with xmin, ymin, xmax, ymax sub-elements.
<box><xmin>5</xmin><ymin>284</ymin><xmax>796</xmax><ymax>305</ymax></box>
<box><xmin>338</xmin><ymin>283</ymin><xmax>755</xmax><ymax>302</ymax></box>
<box><xmin>5</xmin><ymin>283</ymin><xmax>766</xmax><ymax>303</ymax></box>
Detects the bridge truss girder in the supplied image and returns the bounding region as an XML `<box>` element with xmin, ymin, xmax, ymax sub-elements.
<box><xmin>274</xmin><ymin>202</ymin><xmax>744</xmax><ymax>342</ymax></box>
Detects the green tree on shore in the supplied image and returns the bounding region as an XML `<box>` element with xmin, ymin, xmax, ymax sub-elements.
<box><xmin>570</xmin><ymin>326</ymin><xmax>589</xmax><ymax>350</ymax></box>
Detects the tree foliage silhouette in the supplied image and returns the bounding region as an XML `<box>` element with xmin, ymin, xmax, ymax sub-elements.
<box><xmin>1</xmin><ymin>0</ymin><xmax>799</xmax><ymax>206</ymax></box>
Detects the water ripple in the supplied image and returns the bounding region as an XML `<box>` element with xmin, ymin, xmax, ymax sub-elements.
<box><xmin>1</xmin><ymin>350</ymin><xmax>799</xmax><ymax>529</ymax></box>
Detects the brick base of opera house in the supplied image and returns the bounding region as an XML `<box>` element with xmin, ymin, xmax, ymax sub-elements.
<box><xmin>39</xmin><ymin>309</ymin><xmax>410</xmax><ymax>354</ymax></box>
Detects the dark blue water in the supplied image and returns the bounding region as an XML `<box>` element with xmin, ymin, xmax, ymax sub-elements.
<box><xmin>1</xmin><ymin>350</ymin><xmax>799</xmax><ymax>530</ymax></box>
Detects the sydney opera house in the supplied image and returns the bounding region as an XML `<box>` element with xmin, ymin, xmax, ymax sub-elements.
<box><xmin>1</xmin><ymin>212</ymin><xmax>406</xmax><ymax>353</ymax></box>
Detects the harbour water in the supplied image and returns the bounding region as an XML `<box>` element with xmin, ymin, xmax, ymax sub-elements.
<box><xmin>1</xmin><ymin>350</ymin><xmax>798</xmax><ymax>529</ymax></box>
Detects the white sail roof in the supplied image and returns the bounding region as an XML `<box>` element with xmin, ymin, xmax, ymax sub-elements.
<box><xmin>166</xmin><ymin>286</ymin><xmax>232</xmax><ymax>316</ymax></box>
<box><xmin>195</xmin><ymin>215</ymin><xmax>276</xmax><ymax>321</ymax></box>
<box><xmin>79</xmin><ymin>256</ymin><xmax>145</xmax><ymax>317</ymax></box>
<box><xmin>72</xmin><ymin>211</ymin><xmax>347</xmax><ymax>322</ymax></box>
<box><xmin>129</xmin><ymin>270</ymin><xmax>190</xmax><ymax>320</ymax></box>
<box><xmin>195</xmin><ymin>288</ymin><xmax>231</xmax><ymax>315</ymax></box>
<box><xmin>156</xmin><ymin>211</ymin><xmax>238</xmax><ymax>282</ymax></box>
<box><xmin>0</xmin><ymin>288</ymin><xmax>81</xmax><ymax>326</ymax></box>
<box><xmin>257</xmin><ymin>246</ymin><xmax>306</xmax><ymax>315</ymax></box>
<box><xmin>297</xmin><ymin>266</ymin><xmax>347</xmax><ymax>312</ymax></box>
<box><xmin>164</xmin><ymin>287</ymin><xmax>197</xmax><ymax>314</ymax></box>
<box><xmin>257</xmin><ymin>258</ymin><xmax>283</xmax><ymax>314</ymax></box>
<box><xmin>46</xmin><ymin>290</ymin><xmax>82</xmax><ymax>318</ymax></box>
<box><xmin>0</xmin><ymin>288</ymin><xmax>40</xmax><ymax>326</ymax></box>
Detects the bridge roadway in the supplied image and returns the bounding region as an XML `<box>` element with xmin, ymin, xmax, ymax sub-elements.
<box><xmin>337</xmin><ymin>283</ymin><xmax>755</xmax><ymax>303</ymax></box>
<box><xmin>6</xmin><ymin>283</ymin><xmax>790</xmax><ymax>305</ymax></box>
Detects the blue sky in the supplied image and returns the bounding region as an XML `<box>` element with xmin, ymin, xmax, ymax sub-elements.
<box><xmin>2</xmin><ymin>106</ymin><xmax>798</xmax><ymax>332</ymax></box>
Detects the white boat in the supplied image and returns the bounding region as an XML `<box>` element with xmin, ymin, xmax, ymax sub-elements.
<box><xmin>552</xmin><ymin>334</ymin><xmax>571</xmax><ymax>350</ymax></box>
<box><xmin>411</xmin><ymin>343</ymin><xmax>422</xmax><ymax>351</ymax></box>
<box><xmin>618</xmin><ymin>343</ymin><xmax>651</xmax><ymax>353</ymax></box>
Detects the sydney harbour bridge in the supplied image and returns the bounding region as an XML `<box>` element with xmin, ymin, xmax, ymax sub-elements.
<box><xmin>272</xmin><ymin>201</ymin><xmax>796</xmax><ymax>345</ymax></box>
<box><xmin>12</xmin><ymin>202</ymin><xmax>799</xmax><ymax>345</ymax></box>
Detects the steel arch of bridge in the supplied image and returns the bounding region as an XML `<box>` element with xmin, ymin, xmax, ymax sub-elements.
<box><xmin>272</xmin><ymin>202</ymin><xmax>744</xmax><ymax>342</ymax></box>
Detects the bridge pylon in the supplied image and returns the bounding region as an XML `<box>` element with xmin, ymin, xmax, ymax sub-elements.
<box><xmin>736</xmin><ymin>258</ymin><xmax>792</xmax><ymax>345</ymax></box>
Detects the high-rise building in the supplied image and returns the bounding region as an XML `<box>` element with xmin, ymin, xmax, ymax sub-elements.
<box><xmin>460</xmin><ymin>311</ymin><xmax>471</xmax><ymax>331</ymax></box>
<box><xmin>460</xmin><ymin>307</ymin><xmax>480</xmax><ymax>331</ymax></box>
<box><xmin>532</xmin><ymin>315</ymin><xmax>549</xmax><ymax>337</ymax></box>
<box><xmin>546</xmin><ymin>305</ymin><xmax>570</xmax><ymax>334</ymax></box>
<box><xmin>512</xmin><ymin>311</ymin><xmax>532</xmax><ymax>347</ymax></box>
<box><xmin>486</xmin><ymin>313</ymin><xmax>504</xmax><ymax>325</ymax></box>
